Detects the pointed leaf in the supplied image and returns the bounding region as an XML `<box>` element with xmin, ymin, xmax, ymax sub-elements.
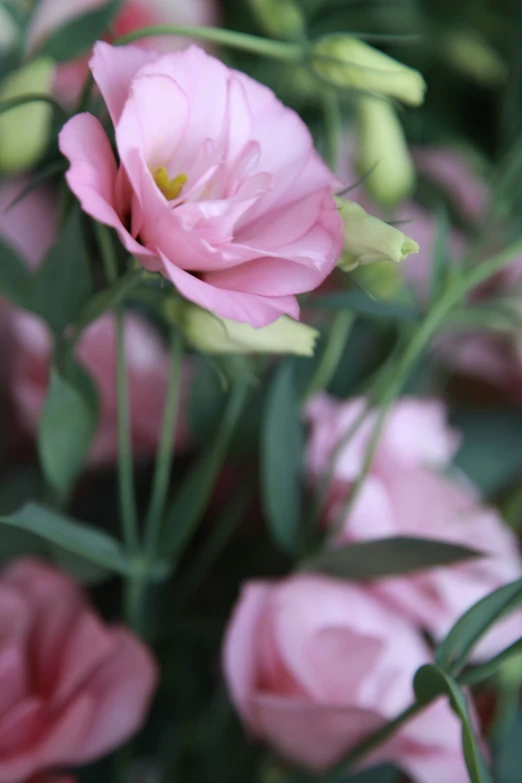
<box><xmin>261</xmin><ymin>361</ymin><xmax>304</xmax><ymax>554</ymax></box>
<box><xmin>0</xmin><ymin>503</ymin><xmax>128</xmax><ymax>574</ymax></box>
<box><xmin>303</xmin><ymin>537</ymin><xmax>481</xmax><ymax>580</ymax></box>
<box><xmin>436</xmin><ymin>578</ymin><xmax>522</xmax><ymax>675</ymax></box>
<box><xmin>38</xmin><ymin>0</ymin><xmax>122</xmax><ymax>61</ymax></box>
<box><xmin>38</xmin><ymin>368</ymin><xmax>98</xmax><ymax>499</ymax></box>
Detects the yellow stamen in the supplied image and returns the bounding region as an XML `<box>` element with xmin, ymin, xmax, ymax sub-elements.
<box><xmin>153</xmin><ymin>167</ymin><xmax>188</xmax><ymax>200</ymax></box>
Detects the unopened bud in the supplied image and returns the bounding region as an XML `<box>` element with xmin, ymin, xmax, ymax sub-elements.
<box><xmin>335</xmin><ymin>197</ymin><xmax>419</xmax><ymax>272</ymax></box>
<box><xmin>249</xmin><ymin>0</ymin><xmax>305</xmax><ymax>41</ymax></box>
<box><xmin>356</xmin><ymin>97</ymin><xmax>415</xmax><ymax>206</ymax></box>
<box><xmin>312</xmin><ymin>35</ymin><xmax>426</xmax><ymax>106</ymax></box>
<box><xmin>168</xmin><ymin>301</ymin><xmax>320</xmax><ymax>357</ymax></box>
<box><xmin>0</xmin><ymin>57</ymin><xmax>55</xmax><ymax>174</ymax></box>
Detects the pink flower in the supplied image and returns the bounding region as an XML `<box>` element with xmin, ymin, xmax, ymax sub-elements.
<box><xmin>59</xmin><ymin>43</ymin><xmax>344</xmax><ymax>327</ymax></box>
<box><xmin>9</xmin><ymin>310</ymin><xmax>191</xmax><ymax>467</ymax></box>
<box><xmin>223</xmin><ymin>574</ymin><xmax>467</xmax><ymax>782</ymax></box>
<box><xmin>0</xmin><ymin>558</ymin><xmax>157</xmax><ymax>782</ymax></box>
<box><xmin>305</xmin><ymin>394</ymin><xmax>522</xmax><ymax>659</ymax></box>
<box><xmin>25</xmin><ymin>0</ymin><xmax>220</xmax><ymax>106</ymax></box>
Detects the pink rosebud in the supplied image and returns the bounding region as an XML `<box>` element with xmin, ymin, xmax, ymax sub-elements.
<box><xmin>0</xmin><ymin>558</ymin><xmax>157</xmax><ymax>782</ymax></box>
<box><xmin>26</xmin><ymin>0</ymin><xmax>220</xmax><ymax>107</ymax></box>
<box><xmin>305</xmin><ymin>394</ymin><xmax>522</xmax><ymax>659</ymax></box>
<box><xmin>223</xmin><ymin>574</ymin><xmax>467</xmax><ymax>782</ymax></box>
<box><xmin>9</xmin><ymin>310</ymin><xmax>191</xmax><ymax>467</ymax></box>
<box><xmin>59</xmin><ymin>43</ymin><xmax>344</xmax><ymax>328</ymax></box>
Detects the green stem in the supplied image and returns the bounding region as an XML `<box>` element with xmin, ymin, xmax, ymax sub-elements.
<box><xmin>0</xmin><ymin>92</ymin><xmax>68</xmax><ymax>121</ymax></box>
<box><xmin>94</xmin><ymin>224</ymin><xmax>139</xmax><ymax>554</ymax></box>
<box><xmin>144</xmin><ymin>328</ymin><xmax>184</xmax><ymax>559</ymax></box>
<box><xmin>459</xmin><ymin>639</ymin><xmax>522</xmax><ymax>687</ymax></box>
<box><xmin>114</xmin><ymin>25</ymin><xmax>303</xmax><ymax>62</ymax></box>
<box><xmin>302</xmin><ymin>311</ymin><xmax>354</xmax><ymax>401</ymax></box>
<box><xmin>323</xmin><ymin>702</ymin><xmax>423</xmax><ymax>782</ymax></box>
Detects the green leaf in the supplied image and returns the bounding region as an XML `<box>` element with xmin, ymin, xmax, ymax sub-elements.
<box><xmin>303</xmin><ymin>537</ymin><xmax>481</xmax><ymax>580</ymax></box>
<box><xmin>163</xmin><ymin>380</ymin><xmax>248</xmax><ymax>560</ymax></box>
<box><xmin>436</xmin><ymin>578</ymin><xmax>522</xmax><ymax>675</ymax></box>
<box><xmin>310</xmin><ymin>291</ymin><xmax>420</xmax><ymax>321</ymax></box>
<box><xmin>74</xmin><ymin>268</ymin><xmax>143</xmax><ymax>333</ymax></box>
<box><xmin>0</xmin><ymin>237</ymin><xmax>33</xmax><ymax>307</ymax></box>
<box><xmin>261</xmin><ymin>362</ymin><xmax>304</xmax><ymax>554</ymax></box>
<box><xmin>414</xmin><ymin>665</ymin><xmax>493</xmax><ymax>783</ymax></box>
<box><xmin>38</xmin><ymin>0</ymin><xmax>122</xmax><ymax>61</ymax></box>
<box><xmin>33</xmin><ymin>209</ymin><xmax>93</xmax><ymax>334</ymax></box>
<box><xmin>494</xmin><ymin>708</ymin><xmax>522</xmax><ymax>783</ymax></box>
<box><xmin>452</xmin><ymin>409</ymin><xmax>522</xmax><ymax>496</ymax></box>
<box><xmin>0</xmin><ymin>503</ymin><xmax>129</xmax><ymax>575</ymax></box>
<box><xmin>38</xmin><ymin>368</ymin><xmax>98</xmax><ymax>499</ymax></box>
<box><xmin>460</xmin><ymin>638</ymin><xmax>522</xmax><ymax>687</ymax></box>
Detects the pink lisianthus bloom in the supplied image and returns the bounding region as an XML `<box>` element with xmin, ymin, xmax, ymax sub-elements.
<box><xmin>305</xmin><ymin>394</ymin><xmax>522</xmax><ymax>659</ymax></box>
<box><xmin>25</xmin><ymin>0</ymin><xmax>220</xmax><ymax>107</ymax></box>
<box><xmin>59</xmin><ymin>43</ymin><xmax>344</xmax><ymax>328</ymax></box>
<box><xmin>0</xmin><ymin>178</ymin><xmax>191</xmax><ymax>467</ymax></box>
<box><xmin>0</xmin><ymin>559</ymin><xmax>157</xmax><ymax>782</ymax></box>
<box><xmin>9</xmin><ymin>310</ymin><xmax>191</xmax><ymax>467</ymax></box>
<box><xmin>223</xmin><ymin>574</ymin><xmax>468</xmax><ymax>782</ymax></box>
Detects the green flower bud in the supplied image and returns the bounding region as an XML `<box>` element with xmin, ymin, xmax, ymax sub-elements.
<box><xmin>356</xmin><ymin>97</ymin><xmax>415</xmax><ymax>206</ymax></box>
<box><xmin>335</xmin><ymin>197</ymin><xmax>419</xmax><ymax>272</ymax></box>
<box><xmin>0</xmin><ymin>57</ymin><xmax>55</xmax><ymax>174</ymax></box>
<box><xmin>312</xmin><ymin>35</ymin><xmax>426</xmax><ymax>106</ymax></box>
<box><xmin>443</xmin><ymin>29</ymin><xmax>507</xmax><ymax>88</ymax></box>
<box><xmin>169</xmin><ymin>301</ymin><xmax>319</xmax><ymax>357</ymax></box>
<box><xmin>249</xmin><ymin>0</ymin><xmax>305</xmax><ymax>41</ymax></box>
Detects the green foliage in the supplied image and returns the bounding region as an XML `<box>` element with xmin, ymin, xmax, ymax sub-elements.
<box><xmin>303</xmin><ymin>536</ymin><xmax>481</xmax><ymax>580</ymax></box>
<box><xmin>38</xmin><ymin>368</ymin><xmax>98</xmax><ymax>500</ymax></box>
<box><xmin>261</xmin><ymin>361</ymin><xmax>304</xmax><ymax>554</ymax></box>
<box><xmin>0</xmin><ymin>503</ymin><xmax>129</xmax><ymax>575</ymax></box>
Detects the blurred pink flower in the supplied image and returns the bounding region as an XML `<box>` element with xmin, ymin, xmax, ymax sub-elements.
<box><xmin>0</xmin><ymin>558</ymin><xmax>157</xmax><ymax>782</ymax></box>
<box><xmin>26</xmin><ymin>0</ymin><xmax>220</xmax><ymax>106</ymax></box>
<box><xmin>305</xmin><ymin>394</ymin><xmax>522</xmax><ymax>659</ymax></box>
<box><xmin>223</xmin><ymin>574</ymin><xmax>468</xmax><ymax>782</ymax></box>
<box><xmin>0</xmin><ymin>178</ymin><xmax>191</xmax><ymax>467</ymax></box>
<box><xmin>9</xmin><ymin>310</ymin><xmax>191</xmax><ymax>467</ymax></box>
<box><xmin>59</xmin><ymin>43</ymin><xmax>343</xmax><ymax>327</ymax></box>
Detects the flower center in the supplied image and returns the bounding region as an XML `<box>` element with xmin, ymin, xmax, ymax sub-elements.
<box><xmin>153</xmin><ymin>167</ymin><xmax>188</xmax><ymax>200</ymax></box>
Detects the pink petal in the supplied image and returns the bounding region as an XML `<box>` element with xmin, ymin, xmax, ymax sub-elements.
<box><xmin>0</xmin><ymin>178</ymin><xmax>59</xmax><ymax>269</ymax></box>
<box><xmin>90</xmin><ymin>41</ymin><xmax>159</xmax><ymax>125</ymax></box>
<box><xmin>253</xmin><ymin>694</ymin><xmax>384</xmax><ymax>773</ymax></box>
<box><xmin>116</xmin><ymin>73</ymin><xmax>189</xmax><ymax>171</ymax></box>
<box><xmin>159</xmin><ymin>251</ymin><xmax>300</xmax><ymax>326</ymax></box>
<box><xmin>0</xmin><ymin>647</ymin><xmax>29</xmax><ymax>718</ymax></box>
<box><xmin>72</xmin><ymin>628</ymin><xmax>157</xmax><ymax>762</ymax></box>
<box><xmin>222</xmin><ymin>582</ymin><xmax>273</xmax><ymax>725</ymax></box>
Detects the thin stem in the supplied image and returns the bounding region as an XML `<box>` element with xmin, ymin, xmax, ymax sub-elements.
<box><xmin>302</xmin><ymin>311</ymin><xmax>354</xmax><ymax>402</ymax></box>
<box><xmin>94</xmin><ymin>223</ymin><xmax>139</xmax><ymax>554</ymax></box>
<box><xmin>323</xmin><ymin>702</ymin><xmax>423</xmax><ymax>782</ymax></box>
<box><xmin>114</xmin><ymin>25</ymin><xmax>303</xmax><ymax>62</ymax></box>
<box><xmin>144</xmin><ymin>328</ymin><xmax>184</xmax><ymax>559</ymax></box>
<box><xmin>115</xmin><ymin>309</ymin><xmax>140</xmax><ymax>554</ymax></box>
<box><xmin>0</xmin><ymin>92</ymin><xmax>68</xmax><ymax>121</ymax></box>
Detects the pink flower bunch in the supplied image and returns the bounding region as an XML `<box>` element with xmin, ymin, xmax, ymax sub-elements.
<box><xmin>0</xmin><ymin>559</ymin><xmax>156</xmax><ymax>782</ymax></box>
<box><xmin>59</xmin><ymin>43</ymin><xmax>344</xmax><ymax>327</ymax></box>
<box><xmin>223</xmin><ymin>575</ymin><xmax>467</xmax><ymax>782</ymax></box>
<box><xmin>305</xmin><ymin>393</ymin><xmax>522</xmax><ymax>658</ymax></box>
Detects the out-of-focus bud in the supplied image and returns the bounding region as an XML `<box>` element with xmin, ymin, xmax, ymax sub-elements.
<box><xmin>443</xmin><ymin>30</ymin><xmax>507</xmax><ymax>88</ymax></box>
<box><xmin>249</xmin><ymin>0</ymin><xmax>305</xmax><ymax>41</ymax></box>
<box><xmin>352</xmin><ymin>259</ymin><xmax>405</xmax><ymax>300</ymax></box>
<box><xmin>167</xmin><ymin>301</ymin><xmax>320</xmax><ymax>357</ymax></box>
<box><xmin>311</xmin><ymin>35</ymin><xmax>426</xmax><ymax>106</ymax></box>
<box><xmin>0</xmin><ymin>58</ymin><xmax>55</xmax><ymax>174</ymax></box>
<box><xmin>355</xmin><ymin>96</ymin><xmax>415</xmax><ymax>206</ymax></box>
<box><xmin>335</xmin><ymin>197</ymin><xmax>418</xmax><ymax>272</ymax></box>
